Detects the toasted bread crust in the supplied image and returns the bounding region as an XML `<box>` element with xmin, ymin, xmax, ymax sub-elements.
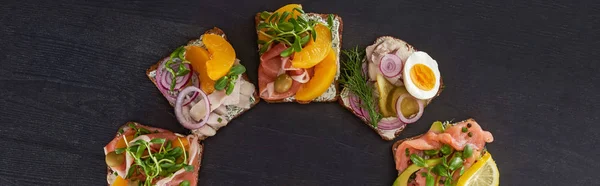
<box><xmin>254</xmin><ymin>13</ymin><xmax>343</xmax><ymax>104</ymax></box>
<box><xmin>145</xmin><ymin>27</ymin><xmax>260</xmax><ymax>126</ymax></box>
<box><xmin>391</xmin><ymin>118</ymin><xmax>476</xmax><ymax>175</ymax></box>
<box><xmin>339</xmin><ymin>36</ymin><xmax>445</xmax><ymax>141</ymax></box>
<box><xmin>105</xmin><ymin>122</ymin><xmax>204</xmax><ymax>185</ymax></box>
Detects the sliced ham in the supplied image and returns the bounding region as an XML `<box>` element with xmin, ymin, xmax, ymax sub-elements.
<box><xmin>214</xmin><ymin>105</ymin><xmax>228</xmax><ymax>115</ymax></box>
<box><xmin>258</xmin><ymin>44</ymin><xmax>305</xmax><ymax>101</ymax></box>
<box><xmin>260</xmin><ymin>80</ymin><xmax>302</xmax><ymax>100</ymax></box>
<box><xmin>155</xmin><ymin>135</ymin><xmax>201</xmax><ymax>186</ymax></box>
<box><xmin>240</xmin><ymin>80</ymin><xmax>256</xmax><ymax>96</ymax></box>
<box><xmin>196</xmin><ymin>125</ymin><xmax>216</xmax><ymax>137</ymax></box>
<box><xmin>104</xmin><ymin>125</ymin><xmax>172</xmax><ymax>154</ymax></box>
<box><xmin>188</xmin><ymin>89</ymin><xmax>228</xmax><ymax>123</ymax></box>
<box><xmin>260</xmin><ymin>43</ymin><xmax>287</xmax><ymax>62</ymax></box>
<box><xmin>394</xmin><ymin>120</ymin><xmax>494</xmax><ymax>173</ymax></box>
<box><xmin>261</xmin><ymin>57</ymin><xmax>283</xmax><ymax>80</ymax></box>
<box><xmin>206</xmin><ymin>112</ymin><xmax>228</xmax><ymax>129</ymax></box>
<box><xmin>237</xmin><ymin>94</ymin><xmax>252</xmax><ymax>109</ymax></box>
<box><xmin>105</xmin><ymin>124</ymin><xmax>201</xmax><ymax>185</ymax></box>
<box><xmin>208</xmin><ymin>90</ymin><xmax>227</xmax><ymax>111</ymax></box>
<box><xmin>105</xmin><ymin>131</ymin><xmax>178</xmax><ymax>179</ymax></box>
<box><xmin>222</xmin><ymin>75</ymin><xmax>242</xmax><ymax>106</ymax></box>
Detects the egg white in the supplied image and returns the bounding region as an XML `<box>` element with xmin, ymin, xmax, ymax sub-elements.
<box><xmin>403</xmin><ymin>51</ymin><xmax>441</xmax><ymax>100</ymax></box>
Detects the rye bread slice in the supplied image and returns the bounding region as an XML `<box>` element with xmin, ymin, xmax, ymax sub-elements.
<box><xmin>339</xmin><ymin>36</ymin><xmax>444</xmax><ymax>141</ymax></box>
<box><xmin>254</xmin><ymin>13</ymin><xmax>343</xmax><ymax>104</ymax></box>
<box><xmin>146</xmin><ymin>27</ymin><xmax>260</xmax><ymax>140</ymax></box>
<box><xmin>105</xmin><ymin>122</ymin><xmax>204</xmax><ymax>185</ymax></box>
<box><xmin>391</xmin><ymin>118</ymin><xmax>477</xmax><ymax>175</ymax></box>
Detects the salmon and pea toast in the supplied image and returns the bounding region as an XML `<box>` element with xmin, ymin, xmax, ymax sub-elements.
<box><xmin>391</xmin><ymin>119</ymin><xmax>499</xmax><ymax>186</ymax></box>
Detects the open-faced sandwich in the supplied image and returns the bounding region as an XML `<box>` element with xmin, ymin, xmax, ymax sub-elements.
<box><xmin>339</xmin><ymin>37</ymin><xmax>443</xmax><ymax>140</ymax></box>
<box><xmin>104</xmin><ymin>122</ymin><xmax>203</xmax><ymax>186</ymax></box>
<box><xmin>391</xmin><ymin>119</ymin><xmax>499</xmax><ymax>186</ymax></box>
<box><xmin>146</xmin><ymin>27</ymin><xmax>259</xmax><ymax>139</ymax></box>
<box><xmin>255</xmin><ymin>4</ymin><xmax>343</xmax><ymax>103</ymax></box>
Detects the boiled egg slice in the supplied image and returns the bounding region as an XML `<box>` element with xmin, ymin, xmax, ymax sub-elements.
<box><xmin>403</xmin><ymin>51</ymin><xmax>440</xmax><ymax>100</ymax></box>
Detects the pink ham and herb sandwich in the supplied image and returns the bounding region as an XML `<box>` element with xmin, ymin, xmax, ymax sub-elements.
<box><xmin>339</xmin><ymin>37</ymin><xmax>444</xmax><ymax>140</ymax></box>
<box><xmin>255</xmin><ymin>4</ymin><xmax>343</xmax><ymax>104</ymax></box>
<box><xmin>104</xmin><ymin>122</ymin><xmax>203</xmax><ymax>186</ymax></box>
<box><xmin>391</xmin><ymin>119</ymin><xmax>498</xmax><ymax>186</ymax></box>
<box><xmin>146</xmin><ymin>27</ymin><xmax>259</xmax><ymax>139</ymax></box>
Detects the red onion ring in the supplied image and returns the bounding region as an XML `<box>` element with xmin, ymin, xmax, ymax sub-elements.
<box><xmin>175</xmin><ymin>86</ymin><xmax>210</xmax><ymax>129</ymax></box>
<box><xmin>377</xmin><ymin>117</ymin><xmax>406</xmax><ymax>130</ymax></box>
<box><xmin>395</xmin><ymin>93</ymin><xmax>424</xmax><ymax>124</ymax></box>
<box><xmin>379</xmin><ymin>54</ymin><xmax>403</xmax><ymax>78</ymax></box>
<box><xmin>155</xmin><ymin>59</ymin><xmax>198</xmax><ymax>105</ymax></box>
<box><xmin>348</xmin><ymin>94</ymin><xmax>366</xmax><ymax>117</ymax></box>
<box><xmin>158</xmin><ymin>63</ymin><xmax>192</xmax><ymax>91</ymax></box>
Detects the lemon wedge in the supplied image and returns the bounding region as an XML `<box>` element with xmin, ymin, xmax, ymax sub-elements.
<box><xmin>457</xmin><ymin>152</ymin><xmax>500</xmax><ymax>186</ymax></box>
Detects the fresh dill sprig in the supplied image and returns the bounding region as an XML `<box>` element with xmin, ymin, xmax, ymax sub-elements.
<box><xmin>340</xmin><ymin>47</ymin><xmax>382</xmax><ymax>127</ymax></box>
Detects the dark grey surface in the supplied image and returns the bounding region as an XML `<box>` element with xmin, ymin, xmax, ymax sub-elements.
<box><xmin>1</xmin><ymin>0</ymin><xmax>599</xmax><ymax>185</ymax></box>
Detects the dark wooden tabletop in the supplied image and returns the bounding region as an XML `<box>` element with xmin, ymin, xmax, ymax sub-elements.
<box><xmin>1</xmin><ymin>0</ymin><xmax>599</xmax><ymax>185</ymax></box>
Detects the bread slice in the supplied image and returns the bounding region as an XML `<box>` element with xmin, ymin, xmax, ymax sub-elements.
<box><xmin>254</xmin><ymin>13</ymin><xmax>343</xmax><ymax>104</ymax></box>
<box><xmin>105</xmin><ymin>122</ymin><xmax>204</xmax><ymax>185</ymax></box>
<box><xmin>146</xmin><ymin>27</ymin><xmax>260</xmax><ymax>140</ymax></box>
<box><xmin>339</xmin><ymin>36</ymin><xmax>444</xmax><ymax>141</ymax></box>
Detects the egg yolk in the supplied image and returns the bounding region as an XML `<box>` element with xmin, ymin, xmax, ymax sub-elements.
<box><xmin>409</xmin><ymin>64</ymin><xmax>435</xmax><ymax>91</ymax></box>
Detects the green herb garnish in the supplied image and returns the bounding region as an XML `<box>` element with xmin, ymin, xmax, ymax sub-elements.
<box><xmin>424</xmin><ymin>149</ymin><xmax>439</xmax><ymax>156</ymax></box>
<box><xmin>410</xmin><ymin>143</ymin><xmax>476</xmax><ymax>186</ymax></box>
<box><xmin>257</xmin><ymin>8</ymin><xmax>334</xmax><ymax>56</ymax></box>
<box><xmin>179</xmin><ymin>180</ymin><xmax>190</xmax><ymax>186</ymax></box>
<box><xmin>463</xmin><ymin>145</ymin><xmax>473</xmax><ymax>159</ymax></box>
<box><xmin>214</xmin><ymin>64</ymin><xmax>246</xmax><ymax>95</ymax></box>
<box><xmin>164</xmin><ymin>46</ymin><xmax>191</xmax><ymax>91</ymax></box>
<box><xmin>410</xmin><ymin>154</ymin><xmax>426</xmax><ymax>167</ymax></box>
<box><xmin>126</xmin><ymin>123</ymin><xmax>151</xmax><ymax>138</ymax></box>
<box><xmin>340</xmin><ymin>47</ymin><xmax>382</xmax><ymax>126</ymax></box>
<box><xmin>119</xmin><ymin>137</ymin><xmax>194</xmax><ymax>186</ymax></box>
<box><xmin>440</xmin><ymin>144</ymin><xmax>453</xmax><ymax>155</ymax></box>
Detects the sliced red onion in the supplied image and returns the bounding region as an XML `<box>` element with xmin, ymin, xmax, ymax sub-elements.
<box><xmin>175</xmin><ymin>86</ymin><xmax>210</xmax><ymax>129</ymax></box>
<box><xmin>158</xmin><ymin>63</ymin><xmax>192</xmax><ymax>91</ymax></box>
<box><xmin>348</xmin><ymin>94</ymin><xmax>365</xmax><ymax>117</ymax></box>
<box><xmin>377</xmin><ymin>117</ymin><xmax>405</xmax><ymax>130</ymax></box>
<box><xmin>395</xmin><ymin>93</ymin><xmax>424</xmax><ymax>124</ymax></box>
<box><xmin>379</xmin><ymin>54</ymin><xmax>403</xmax><ymax>78</ymax></box>
<box><xmin>155</xmin><ymin>59</ymin><xmax>198</xmax><ymax>105</ymax></box>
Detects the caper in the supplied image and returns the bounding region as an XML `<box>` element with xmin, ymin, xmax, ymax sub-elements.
<box><xmin>274</xmin><ymin>74</ymin><xmax>293</xmax><ymax>93</ymax></box>
<box><xmin>105</xmin><ymin>151</ymin><xmax>125</xmax><ymax>167</ymax></box>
